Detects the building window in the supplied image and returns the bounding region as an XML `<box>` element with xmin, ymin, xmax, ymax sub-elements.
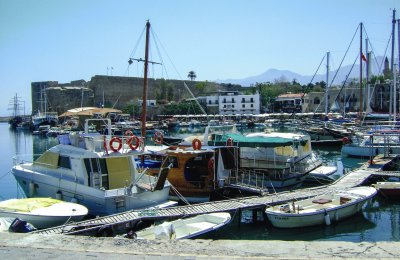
<box><xmin>314</xmin><ymin>97</ymin><xmax>320</xmax><ymax>104</ymax></box>
<box><xmin>208</xmin><ymin>100</ymin><xmax>211</xmax><ymax>104</ymax></box>
<box><xmin>232</xmin><ymin>98</ymin><xmax>234</xmax><ymax>103</ymax></box>
<box><xmin>242</xmin><ymin>97</ymin><xmax>245</xmax><ymax>103</ymax></box>
<box><xmin>251</xmin><ymin>104</ymin><xmax>253</xmax><ymax>108</ymax></box>
<box><xmin>242</xmin><ymin>104</ymin><xmax>245</xmax><ymax>108</ymax></box>
<box><xmin>251</xmin><ymin>97</ymin><xmax>254</xmax><ymax>102</ymax></box>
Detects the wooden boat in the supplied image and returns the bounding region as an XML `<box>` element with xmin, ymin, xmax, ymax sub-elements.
<box><xmin>265</xmin><ymin>186</ymin><xmax>377</xmax><ymax>228</ymax></box>
<box><xmin>372</xmin><ymin>182</ymin><xmax>400</xmax><ymax>199</ymax></box>
<box><xmin>148</xmin><ymin>145</ymin><xmax>239</xmax><ymax>203</ymax></box>
<box><xmin>135</xmin><ymin>212</ymin><xmax>231</xmax><ymax>240</ymax></box>
<box><xmin>0</xmin><ymin>198</ymin><xmax>88</xmax><ymax>229</ymax></box>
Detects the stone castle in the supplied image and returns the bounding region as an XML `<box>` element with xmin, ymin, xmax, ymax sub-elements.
<box><xmin>31</xmin><ymin>75</ymin><xmax>222</xmax><ymax>117</ymax></box>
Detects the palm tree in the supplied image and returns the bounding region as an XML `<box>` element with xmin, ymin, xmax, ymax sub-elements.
<box><xmin>187</xmin><ymin>71</ymin><xmax>197</xmax><ymax>81</ymax></box>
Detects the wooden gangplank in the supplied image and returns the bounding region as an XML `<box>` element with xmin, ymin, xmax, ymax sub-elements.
<box><xmin>33</xmin><ymin>155</ymin><xmax>399</xmax><ymax>236</ymax></box>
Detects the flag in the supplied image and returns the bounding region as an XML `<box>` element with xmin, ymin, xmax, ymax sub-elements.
<box><xmin>361</xmin><ymin>53</ymin><xmax>367</xmax><ymax>62</ymax></box>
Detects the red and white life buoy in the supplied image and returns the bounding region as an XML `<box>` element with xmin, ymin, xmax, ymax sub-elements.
<box><xmin>127</xmin><ymin>135</ymin><xmax>140</xmax><ymax>150</ymax></box>
<box><xmin>342</xmin><ymin>137</ymin><xmax>351</xmax><ymax>144</ymax></box>
<box><xmin>154</xmin><ymin>131</ymin><xmax>164</xmax><ymax>144</ymax></box>
<box><xmin>192</xmin><ymin>138</ymin><xmax>202</xmax><ymax>150</ymax></box>
<box><xmin>226</xmin><ymin>137</ymin><xmax>233</xmax><ymax>146</ymax></box>
<box><xmin>124</xmin><ymin>130</ymin><xmax>134</xmax><ymax>137</ymax></box>
<box><xmin>109</xmin><ymin>137</ymin><xmax>122</xmax><ymax>152</ymax></box>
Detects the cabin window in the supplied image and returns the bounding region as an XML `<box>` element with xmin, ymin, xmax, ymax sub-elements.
<box><xmin>314</xmin><ymin>97</ymin><xmax>320</xmax><ymax>104</ymax></box>
<box><xmin>58</xmin><ymin>156</ymin><xmax>71</xmax><ymax>169</ymax></box>
<box><xmin>167</xmin><ymin>156</ymin><xmax>179</xmax><ymax>168</ymax></box>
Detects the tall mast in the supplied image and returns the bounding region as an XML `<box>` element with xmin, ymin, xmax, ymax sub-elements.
<box><xmin>141</xmin><ymin>20</ymin><xmax>151</xmax><ymax>144</ymax></box>
<box><xmin>325</xmin><ymin>51</ymin><xmax>330</xmax><ymax>122</ymax></box>
<box><xmin>390</xmin><ymin>9</ymin><xmax>396</xmax><ymax>121</ymax></box>
<box><xmin>365</xmin><ymin>38</ymin><xmax>371</xmax><ymax>113</ymax></box>
<box><xmin>359</xmin><ymin>22</ymin><xmax>363</xmax><ymax>118</ymax></box>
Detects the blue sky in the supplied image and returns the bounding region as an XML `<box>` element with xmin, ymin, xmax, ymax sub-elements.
<box><xmin>1</xmin><ymin>0</ymin><xmax>399</xmax><ymax>116</ymax></box>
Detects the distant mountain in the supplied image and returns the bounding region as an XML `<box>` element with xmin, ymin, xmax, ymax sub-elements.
<box><xmin>217</xmin><ymin>56</ymin><xmax>387</xmax><ymax>86</ymax></box>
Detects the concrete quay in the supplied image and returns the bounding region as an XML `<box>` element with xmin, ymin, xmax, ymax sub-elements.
<box><xmin>0</xmin><ymin>233</ymin><xmax>398</xmax><ymax>259</ymax></box>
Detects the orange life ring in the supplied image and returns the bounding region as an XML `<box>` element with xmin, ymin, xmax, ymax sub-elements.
<box><xmin>226</xmin><ymin>137</ymin><xmax>233</xmax><ymax>146</ymax></box>
<box><xmin>109</xmin><ymin>137</ymin><xmax>122</xmax><ymax>152</ymax></box>
<box><xmin>154</xmin><ymin>131</ymin><xmax>164</xmax><ymax>144</ymax></box>
<box><xmin>192</xmin><ymin>138</ymin><xmax>202</xmax><ymax>150</ymax></box>
<box><xmin>127</xmin><ymin>135</ymin><xmax>140</xmax><ymax>150</ymax></box>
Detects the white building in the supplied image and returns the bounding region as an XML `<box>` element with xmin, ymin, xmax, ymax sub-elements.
<box><xmin>137</xmin><ymin>99</ymin><xmax>157</xmax><ymax>107</ymax></box>
<box><xmin>200</xmin><ymin>91</ymin><xmax>260</xmax><ymax>115</ymax></box>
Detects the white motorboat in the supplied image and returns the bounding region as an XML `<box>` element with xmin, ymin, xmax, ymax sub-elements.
<box><xmin>265</xmin><ymin>186</ymin><xmax>377</xmax><ymax>228</ymax></box>
<box><xmin>305</xmin><ymin>165</ymin><xmax>337</xmax><ymax>184</ymax></box>
<box><xmin>135</xmin><ymin>212</ymin><xmax>231</xmax><ymax>240</ymax></box>
<box><xmin>12</xmin><ymin>119</ymin><xmax>173</xmax><ymax>216</ymax></box>
<box><xmin>342</xmin><ymin>132</ymin><xmax>400</xmax><ymax>157</ymax></box>
<box><xmin>0</xmin><ymin>198</ymin><xmax>88</xmax><ymax>229</ymax></box>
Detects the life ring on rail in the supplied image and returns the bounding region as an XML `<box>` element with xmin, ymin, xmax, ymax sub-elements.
<box><xmin>226</xmin><ymin>137</ymin><xmax>233</xmax><ymax>146</ymax></box>
<box><xmin>192</xmin><ymin>138</ymin><xmax>202</xmax><ymax>150</ymax></box>
<box><xmin>342</xmin><ymin>137</ymin><xmax>351</xmax><ymax>144</ymax></box>
<box><xmin>154</xmin><ymin>131</ymin><xmax>164</xmax><ymax>144</ymax></box>
<box><xmin>124</xmin><ymin>130</ymin><xmax>134</xmax><ymax>137</ymax></box>
<box><xmin>127</xmin><ymin>135</ymin><xmax>140</xmax><ymax>150</ymax></box>
<box><xmin>109</xmin><ymin>137</ymin><xmax>122</xmax><ymax>152</ymax></box>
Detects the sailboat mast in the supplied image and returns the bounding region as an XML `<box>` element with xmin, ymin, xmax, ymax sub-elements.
<box><xmin>365</xmin><ymin>38</ymin><xmax>370</xmax><ymax>113</ymax></box>
<box><xmin>325</xmin><ymin>51</ymin><xmax>330</xmax><ymax>120</ymax></box>
<box><xmin>141</xmin><ymin>20</ymin><xmax>151</xmax><ymax>142</ymax></box>
<box><xmin>390</xmin><ymin>9</ymin><xmax>396</xmax><ymax>121</ymax></box>
<box><xmin>359</xmin><ymin>22</ymin><xmax>363</xmax><ymax>117</ymax></box>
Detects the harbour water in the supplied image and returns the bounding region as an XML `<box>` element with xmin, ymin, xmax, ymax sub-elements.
<box><xmin>0</xmin><ymin>122</ymin><xmax>399</xmax><ymax>242</ymax></box>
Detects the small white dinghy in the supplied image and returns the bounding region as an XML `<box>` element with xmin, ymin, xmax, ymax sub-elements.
<box><xmin>305</xmin><ymin>165</ymin><xmax>337</xmax><ymax>183</ymax></box>
<box><xmin>0</xmin><ymin>198</ymin><xmax>88</xmax><ymax>229</ymax></box>
<box><xmin>135</xmin><ymin>212</ymin><xmax>231</xmax><ymax>240</ymax></box>
<box><xmin>265</xmin><ymin>186</ymin><xmax>377</xmax><ymax>228</ymax></box>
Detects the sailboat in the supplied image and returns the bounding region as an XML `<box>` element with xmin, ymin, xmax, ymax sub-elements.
<box><xmin>32</xmin><ymin>83</ymin><xmax>58</xmax><ymax>129</ymax></box>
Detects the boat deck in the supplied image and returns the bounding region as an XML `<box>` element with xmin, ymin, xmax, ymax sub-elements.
<box><xmin>33</xmin><ymin>154</ymin><xmax>399</xmax><ymax>236</ymax></box>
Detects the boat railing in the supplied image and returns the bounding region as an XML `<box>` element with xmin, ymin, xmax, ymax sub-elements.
<box><xmin>65</xmin><ymin>133</ymin><xmax>145</xmax><ymax>154</ymax></box>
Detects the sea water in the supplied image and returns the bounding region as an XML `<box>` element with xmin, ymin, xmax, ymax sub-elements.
<box><xmin>1</xmin><ymin>122</ymin><xmax>399</xmax><ymax>241</ymax></box>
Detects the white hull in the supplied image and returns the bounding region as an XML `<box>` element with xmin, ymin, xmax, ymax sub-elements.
<box><xmin>136</xmin><ymin>212</ymin><xmax>231</xmax><ymax>240</ymax></box>
<box><xmin>342</xmin><ymin>145</ymin><xmax>400</xmax><ymax>157</ymax></box>
<box><xmin>266</xmin><ymin>186</ymin><xmax>377</xmax><ymax>228</ymax></box>
<box><xmin>12</xmin><ymin>166</ymin><xmax>170</xmax><ymax>216</ymax></box>
<box><xmin>0</xmin><ymin>198</ymin><xmax>87</xmax><ymax>229</ymax></box>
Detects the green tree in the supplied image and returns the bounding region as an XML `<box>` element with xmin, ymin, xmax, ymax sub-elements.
<box><xmin>167</xmin><ymin>83</ymin><xmax>174</xmax><ymax>101</ymax></box>
<box><xmin>188</xmin><ymin>71</ymin><xmax>197</xmax><ymax>81</ymax></box>
<box><xmin>195</xmin><ymin>81</ymin><xmax>207</xmax><ymax>94</ymax></box>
